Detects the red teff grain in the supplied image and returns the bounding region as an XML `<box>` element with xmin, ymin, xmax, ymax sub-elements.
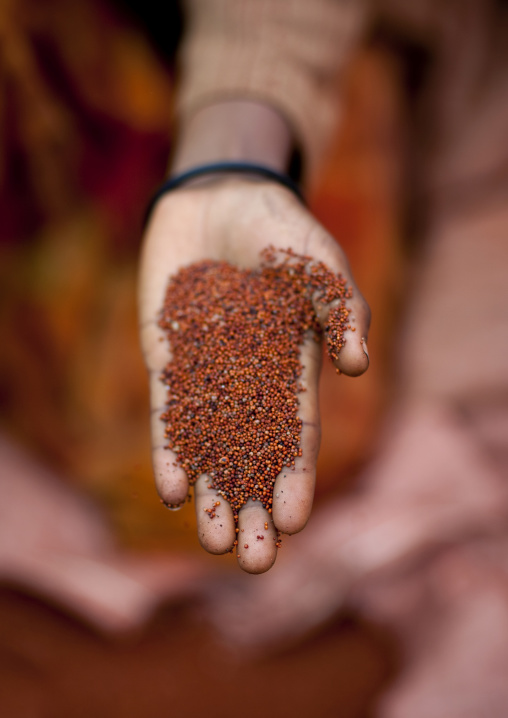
<box><xmin>158</xmin><ymin>247</ymin><xmax>352</xmax><ymax>524</ymax></box>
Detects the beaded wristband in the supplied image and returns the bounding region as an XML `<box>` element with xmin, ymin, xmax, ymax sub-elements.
<box><xmin>144</xmin><ymin>161</ymin><xmax>305</xmax><ymax>225</ymax></box>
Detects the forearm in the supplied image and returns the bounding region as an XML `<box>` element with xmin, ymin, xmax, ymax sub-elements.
<box><xmin>176</xmin><ymin>0</ymin><xmax>369</xmax><ymax>181</ymax></box>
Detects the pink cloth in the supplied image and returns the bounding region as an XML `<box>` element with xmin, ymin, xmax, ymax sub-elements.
<box><xmin>0</xmin><ymin>436</ymin><xmax>208</xmax><ymax>631</ymax></box>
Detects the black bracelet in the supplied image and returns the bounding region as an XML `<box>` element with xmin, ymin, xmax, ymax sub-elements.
<box><xmin>144</xmin><ymin>161</ymin><xmax>305</xmax><ymax>225</ymax></box>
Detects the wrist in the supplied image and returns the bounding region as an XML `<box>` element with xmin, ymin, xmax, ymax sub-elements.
<box><xmin>171</xmin><ymin>100</ymin><xmax>295</xmax><ymax>175</ymax></box>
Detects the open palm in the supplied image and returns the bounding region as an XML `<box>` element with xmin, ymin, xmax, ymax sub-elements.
<box><xmin>138</xmin><ymin>178</ymin><xmax>370</xmax><ymax>573</ymax></box>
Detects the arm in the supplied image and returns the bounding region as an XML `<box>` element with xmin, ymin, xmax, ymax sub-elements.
<box><xmin>170</xmin><ymin>100</ymin><xmax>294</xmax><ymax>175</ymax></box>
<box><xmin>139</xmin><ymin>1</ymin><xmax>370</xmax><ymax>574</ymax></box>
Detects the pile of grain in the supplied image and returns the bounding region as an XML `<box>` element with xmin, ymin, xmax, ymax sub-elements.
<box><xmin>158</xmin><ymin>247</ymin><xmax>352</xmax><ymax>521</ymax></box>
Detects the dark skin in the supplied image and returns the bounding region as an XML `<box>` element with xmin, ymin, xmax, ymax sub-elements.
<box><xmin>138</xmin><ymin>100</ymin><xmax>370</xmax><ymax>574</ymax></box>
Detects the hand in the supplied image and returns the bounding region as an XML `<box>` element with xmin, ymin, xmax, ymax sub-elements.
<box><xmin>139</xmin><ymin>176</ymin><xmax>370</xmax><ymax>573</ymax></box>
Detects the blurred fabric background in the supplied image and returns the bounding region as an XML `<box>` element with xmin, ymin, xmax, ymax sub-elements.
<box><xmin>0</xmin><ymin>0</ymin><xmax>406</xmax><ymax>714</ymax></box>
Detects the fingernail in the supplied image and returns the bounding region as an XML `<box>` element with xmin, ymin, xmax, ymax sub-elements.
<box><xmin>361</xmin><ymin>338</ymin><xmax>369</xmax><ymax>362</ymax></box>
<box><xmin>160</xmin><ymin>499</ymin><xmax>184</xmax><ymax>511</ymax></box>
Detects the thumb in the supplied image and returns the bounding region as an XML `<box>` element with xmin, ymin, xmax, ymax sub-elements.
<box><xmin>310</xmin><ymin>241</ymin><xmax>370</xmax><ymax>377</ymax></box>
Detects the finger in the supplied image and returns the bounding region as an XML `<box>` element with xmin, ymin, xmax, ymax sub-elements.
<box><xmin>150</xmin><ymin>410</ymin><xmax>189</xmax><ymax>507</ymax></box>
<box><xmin>315</xmin><ymin>296</ymin><xmax>370</xmax><ymax>377</ymax></box>
<box><xmin>272</xmin><ymin>423</ymin><xmax>319</xmax><ymax>535</ymax></box>
<box><xmin>272</xmin><ymin>337</ymin><xmax>320</xmax><ymax>534</ymax></box>
<box><xmin>308</xmin><ymin>231</ymin><xmax>371</xmax><ymax>377</ymax></box>
<box><xmin>194</xmin><ymin>475</ymin><xmax>236</xmax><ymax>554</ymax></box>
<box><xmin>236</xmin><ymin>499</ymin><xmax>278</xmax><ymax>574</ymax></box>
<box><xmin>141</xmin><ymin>321</ymin><xmax>190</xmax><ymax>507</ymax></box>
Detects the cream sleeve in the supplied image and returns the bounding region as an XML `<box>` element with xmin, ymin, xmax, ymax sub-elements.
<box><xmin>177</xmin><ymin>0</ymin><xmax>369</xmax><ymax>179</ymax></box>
